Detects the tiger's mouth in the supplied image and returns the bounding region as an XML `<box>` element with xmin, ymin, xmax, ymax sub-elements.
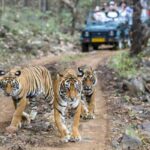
<box><xmin>4</xmin><ymin>92</ymin><xmax>11</xmax><ymax>96</ymax></box>
<box><xmin>83</xmin><ymin>87</ymin><xmax>93</xmax><ymax>95</ymax></box>
<box><xmin>4</xmin><ymin>89</ymin><xmax>18</xmax><ymax>97</ymax></box>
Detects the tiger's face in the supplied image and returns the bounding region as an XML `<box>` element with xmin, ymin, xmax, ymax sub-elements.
<box><xmin>78</xmin><ymin>66</ymin><xmax>97</xmax><ymax>95</ymax></box>
<box><xmin>0</xmin><ymin>69</ymin><xmax>21</xmax><ymax>96</ymax></box>
<box><xmin>59</xmin><ymin>70</ymin><xmax>82</xmax><ymax>106</ymax></box>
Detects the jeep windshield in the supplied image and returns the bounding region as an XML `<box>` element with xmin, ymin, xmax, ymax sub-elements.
<box><xmin>86</xmin><ymin>11</ymin><xmax>128</xmax><ymax>26</ymax></box>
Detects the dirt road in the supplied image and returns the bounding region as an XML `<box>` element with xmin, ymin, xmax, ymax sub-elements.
<box><xmin>0</xmin><ymin>50</ymin><xmax>117</xmax><ymax>150</ymax></box>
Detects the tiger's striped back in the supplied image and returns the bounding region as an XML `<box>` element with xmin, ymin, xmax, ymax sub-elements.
<box><xmin>0</xmin><ymin>66</ymin><xmax>54</xmax><ymax>105</ymax></box>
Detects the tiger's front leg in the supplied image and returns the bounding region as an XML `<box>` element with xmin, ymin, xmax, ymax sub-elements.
<box><xmin>6</xmin><ymin>97</ymin><xmax>27</xmax><ymax>133</ymax></box>
<box><xmin>54</xmin><ymin>108</ymin><xmax>70</xmax><ymax>142</ymax></box>
<box><xmin>81</xmin><ymin>101</ymin><xmax>89</xmax><ymax>119</ymax></box>
<box><xmin>70</xmin><ymin>103</ymin><xmax>81</xmax><ymax>142</ymax></box>
<box><xmin>87</xmin><ymin>93</ymin><xmax>95</xmax><ymax>119</ymax></box>
<box><xmin>22</xmin><ymin>112</ymin><xmax>31</xmax><ymax>125</ymax></box>
<box><xmin>13</xmin><ymin>99</ymin><xmax>30</xmax><ymax>125</ymax></box>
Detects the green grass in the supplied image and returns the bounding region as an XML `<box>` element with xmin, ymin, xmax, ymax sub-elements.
<box><xmin>109</xmin><ymin>51</ymin><xmax>139</xmax><ymax>78</ymax></box>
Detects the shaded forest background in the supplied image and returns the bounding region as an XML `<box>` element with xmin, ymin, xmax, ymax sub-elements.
<box><xmin>0</xmin><ymin>0</ymin><xmax>134</xmax><ymax>35</ymax></box>
<box><xmin>0</xmin><ymin>0</ymin><xmax>95</xmax><ymax>35</ymax></box>
<box><xmin>0</xmin><ymin>0</ymin><xmax>149</xmax><ymax>68</ymax></box>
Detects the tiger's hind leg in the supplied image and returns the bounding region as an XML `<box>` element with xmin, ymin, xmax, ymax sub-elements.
<box><xmin>70</xmin><ymin>103</ymin><xmax>81</xmax><ymax>142</ymax></box>
<box><xmin>6</xmin><ymin>98</ymin><xmax>27</xmax><ymax>133</ymax></box>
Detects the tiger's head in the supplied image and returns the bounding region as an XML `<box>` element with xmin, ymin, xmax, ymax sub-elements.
<box><xmin>0</xmin><ymin>68</ymin><xmax>22</xmax><ymax>96</ymax></box>
<box><xmin>58</xmin><ymin>69</ymin><xmax>82</xmax><ymax>105</ymax></box>
<box><xmin>78</xmin><ymin>66</ymin><xmax>97</xmax><ymax>95</ymax></box>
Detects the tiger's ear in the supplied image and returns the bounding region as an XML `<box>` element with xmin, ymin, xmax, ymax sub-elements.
<box><xmin>78</xmin><ymin>67</ymin><xmax>84</xmax><ymax>77</ymax></box>
<box><xmin>58</xmin><ymin>72</ymin><xmax>63</xmax><ymax>77</ymax></box>
<box><xmin>0</xmin><ymin>70</ymin><xmax>5</xmax><ymax>76</ymax></box>
<box><xmin>15</xmin><ymin>70</ymin><xmax>21</xmax><ymax>76</ymax></box>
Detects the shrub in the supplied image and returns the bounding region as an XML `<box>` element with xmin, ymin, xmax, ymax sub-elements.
<box><xmin>109</xmin><ymin>51</ymin><xmax>138</xmax><ymax>78</ymax></box>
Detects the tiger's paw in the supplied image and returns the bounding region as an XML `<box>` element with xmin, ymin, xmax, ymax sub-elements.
<box><xmin>60</xmin><ymin>135</ymin><xmax>70</xmax><ymax>143</ymax></box>
<box><xmin>82</xmin><ymin>113</ymin><xmax>95</xmax><ymax>120</ymax></box>
<box><xmin>6</xmin><ymin>126</ymin><xmax>18</xmax><ymax>133</ymax></box>
<box><xmin>22</xmin><ymin>112</ymin><xmax>31</xmax><ymax>125</ymax></box>
<box><xmin>82</xmin><ymin>115</ymin><xmax>88</xmax><ymax>120</ymax></box>
<box><xmin>69</xmin><ymin>135</ymin><xmax>81</xmax><ymax>142</ymax></box>
<box><xmin>86</xmin><ymin>113</ymin><xmax>95</xmax><ymax>119</ymax></box>
<box><xmin>81</xmin><ymin>113</ymin><xmax>89</xmax><ymax>120</ymax></box>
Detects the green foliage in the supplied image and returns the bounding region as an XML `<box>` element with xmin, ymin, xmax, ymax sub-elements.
<box><xmin>58</xmin><ymin>9</ymin><xmax>72</xmax><ymax>28</ymax></box>
<box><xmin>78</xmin><ymin>0</ymin><xmax>93</xmax><ymax>24</ymax></box>
<box><xmin>109</xmin><ymin>51</ymin><xmax>138</xmax><ymax>78</ymax></box>
<box><xmin>79</xmin><ymin>0</ymin><xmax>93</xmax><ymax>9</ymax></box>
<box><xmin>125</xmin><ymin>126</ymin><xmax>141</xmax><ymax>141</ymax></box>
<box><xmin>0</xmin><ymin>6</ymin><xmax>78</xmax><ymax>67</ymax></box>
<box><xmin>0</xmin><ymin>7</ymin><xmax>61</xmax><ymax>35</ymax></box>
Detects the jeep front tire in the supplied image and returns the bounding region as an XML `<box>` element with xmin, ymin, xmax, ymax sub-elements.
<box><xmin>82</xmin><ymin>43</ymin><xmax>89</xmax><ymax>52</ymax></box>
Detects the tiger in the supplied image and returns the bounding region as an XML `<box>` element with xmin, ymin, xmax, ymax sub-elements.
<box><xmin>0</xmin><ymin>70</ymin><xmax>6</xmax><ymax>93</ymax></box>
<box><xmin>0</xmin><ymin>66</ymin><xmax>54</xmax><ymax>133</ymax></box>
<box><xmin>78</xmin><ymin>65</ymin><xmax>97</xmax><ymax>120</ymax></box>
<box><xmin>0</xmin><ymin>70</ymin><xmax>5</xmax><ymax>85</ymax></box>
<box><xmin>53</xmin><ymin>68</ymin><xmax>82</xmax><ymax>142</ymax></box>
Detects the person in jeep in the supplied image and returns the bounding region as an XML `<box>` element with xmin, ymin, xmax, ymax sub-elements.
<box><xmin>93</xmin><ymin>6</ymin><xmax>109</xmax><ymax>22</ymax></box>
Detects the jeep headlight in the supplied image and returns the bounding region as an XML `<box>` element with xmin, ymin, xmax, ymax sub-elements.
<box><xmin>84</xmin><ymin>31</ymin><xmax>89</xmax><ymax>37</ymax></box>
<box><xmin>109</xmin><ymin>30</ymin><xmax>114</xmax><ymax>36</ymax></box>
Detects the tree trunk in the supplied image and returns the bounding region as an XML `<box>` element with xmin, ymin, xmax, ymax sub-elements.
<box><xmin>24</xmin><ymin>0</ymin><xmax>30</xmax><ymax>7</ymax></box>
<box><xmin>70</xmin><ymin>7</ymin><xmax>77</xmax><ymax>35</ymax></box>
<box><xmin>61</xmin><ymin>0</ymin><xmax>80</xmax><ymax>35</ymax></box>
<box><xmin>130</xmin><ymin>0</ymin><xmax>142</xmax><ymax>56</ymax></box>
<box><xmin>0</xmin><ymin>0</ymin><xmax>5</xmax><ymax>20</ymax></box>
<box><xmin>40</xmin><ymin>0</ymin><xmax>49</xmax><ymax>12</ymax></box>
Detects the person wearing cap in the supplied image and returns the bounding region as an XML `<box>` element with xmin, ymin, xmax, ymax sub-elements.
<box><xmin>93</xmin><ymin>6</ymin><xmax>101</xmax><ymax>21</ymax></box>
<box><xmin>102</xmin><ymin>2</ymin><xmax>109</xmax><ymax>12</ymax></box>
<box><xmin>117</xmin><ymin>2</ymin><xmax>132</xmax><ymax>48</ymax></box>
<box><xmin>109</xmin><ymin>1</ymin><xmax>118</xmax><ymax>11</ymax></box>
<box><xmin>141</xmin><ymin>0</ymin><xmax>149</xmax><ymax>23</ymax></box>
<box><xmin>118</xmin><ymin>1</ymin><xmax>133</xmax><ymax>24</ymax></box>
<box><xmin>93</xmin><ymin>6</ymin><xmax>109</xmax><ymax>22</ymax></box>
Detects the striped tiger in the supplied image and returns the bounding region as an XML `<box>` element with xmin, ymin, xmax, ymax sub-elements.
<box><xmin>0</xmin><ymin>70</ymin><xmax>5</xmax><ymax>90</ymax></box>
<box><xmin>0</xmin><ymin>66</ymin><xmax>54</xmax><ymax>133</ymax></box>
<box><xmin>78</xmin><ymin>65</ymin><xmax>97</xmax><ymax>119</ymax></box>
<box><xmin>53</xmin><ymin>69</ymin><xmax>82</xmax><ymax>142</ymax></box>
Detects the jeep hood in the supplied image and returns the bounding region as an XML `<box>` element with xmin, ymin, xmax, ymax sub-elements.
<box><xmin>84</xmin><ymin>23</ymin><xmax>119</xmax><ymax>32</ymax></box>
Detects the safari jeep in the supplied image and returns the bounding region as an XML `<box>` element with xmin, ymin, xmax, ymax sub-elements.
<box><xmin>80</xmin><ymin>10</ymin><xmax>131</xmax><ymax>52</ymax></box>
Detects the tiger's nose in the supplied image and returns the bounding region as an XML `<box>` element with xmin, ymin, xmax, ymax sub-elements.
<box><xmin>5</xmin><ymin>93</ymin><xmax>10</xmax><ymax>96</ymax></box>
<box><xmin>71</xmin><ymin>98</ymin><xmax>75</xmax><ymax>101</ymax></box>
<box><xmin>84</xmin><ymin>86</ymin><xmax>91</xmax><ymax>90</ymax></box>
